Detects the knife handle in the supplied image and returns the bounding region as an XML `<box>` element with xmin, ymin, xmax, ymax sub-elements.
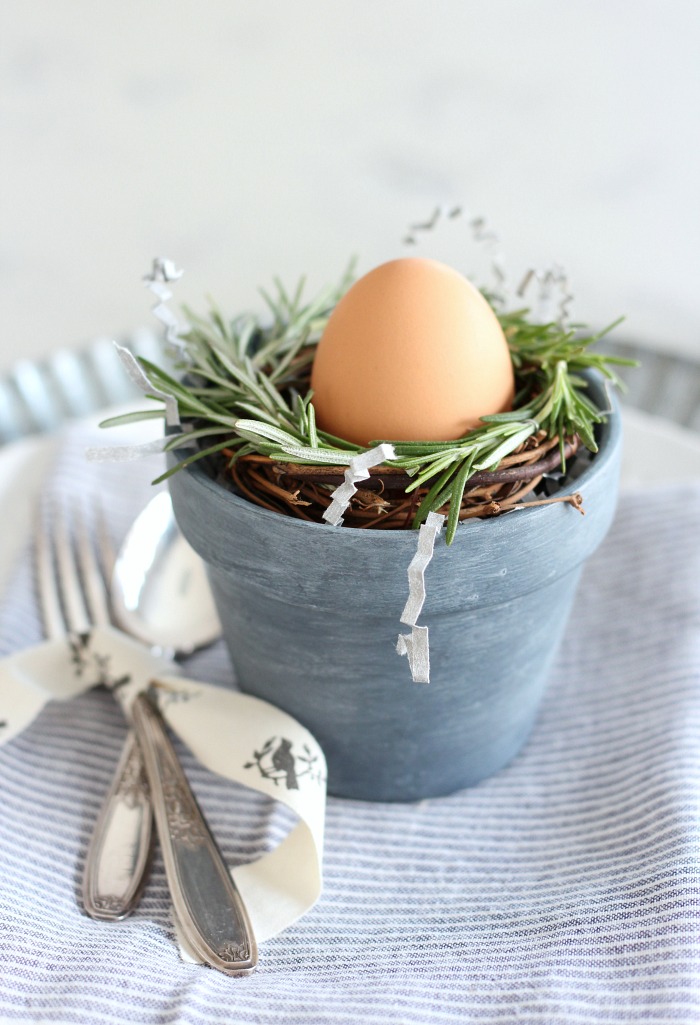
<box><xmin>130</xmin><ymin>692</ymin><xmax>257</xmax><ymax>975</ymax></box>
<box><xmin>82</xmin><ymin>730</ymin><xmax>154</xmax><ymax>921</ymax></box>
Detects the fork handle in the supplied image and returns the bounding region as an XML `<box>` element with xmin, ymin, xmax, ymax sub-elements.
<box><xmin>131</xmin><ymin>692</ymin><xmax>258</xmax><ymax>975</ymax></box>
<box><xmin>82</xmin><ymin>730</ymin><xmax>154</xmax><ymax>921</ymax></box>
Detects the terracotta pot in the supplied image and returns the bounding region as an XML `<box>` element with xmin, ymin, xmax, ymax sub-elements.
<box><xmin>169</xmin><ymin>373</ymin><xmax>621</xmax><ymax>801</ymax></box>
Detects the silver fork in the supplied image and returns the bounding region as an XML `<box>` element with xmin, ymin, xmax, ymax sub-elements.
<box><xmin>37</xmin><ymin>504</ymin><xmax>153</xmax><ymax>924</ymax></box>
<box><xmin>36</xmin><ymin>500</ymin><xmax>258</xmax><ymax>976</ymax></box>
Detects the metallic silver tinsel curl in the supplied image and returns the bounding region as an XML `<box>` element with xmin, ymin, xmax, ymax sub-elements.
<box><xmin>402</xmin><ymin>205</ymin><xmax>508</xmax><ymax>307</ymax></box>
<box><xmin>143</xmin><ymin>257</ymin><xmax>189</xmax><ymax>353</ymax></box>
<box><xmin>396</xmin><ymin>511</ymin><xmax>445</xmax><ymax>684</ymax></box>
<box><xmin>403</xmin><ymin>206</ymin><xmax>576</xmax><ymax>328</ymax></box>
<box><xmin>322</xmin><ymin>443</ymin><xmax>396</xmax><ymax>527</ymax></box>
<box><xmin>516</xmin><ymin>264</ymin><xmax>574</xmax><ymax>328</ymax></box>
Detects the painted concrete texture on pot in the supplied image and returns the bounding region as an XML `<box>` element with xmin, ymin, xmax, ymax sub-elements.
<box><xmin>169</xmin><ymin>375</ymin><xmax>622</xmax><ymax>801</ymax></box>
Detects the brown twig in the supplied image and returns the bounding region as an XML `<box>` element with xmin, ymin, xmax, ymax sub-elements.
<box><xmin>219</xmin><ymin>433</ymin><xmax>583</xmax><ymax>530</ymax></box>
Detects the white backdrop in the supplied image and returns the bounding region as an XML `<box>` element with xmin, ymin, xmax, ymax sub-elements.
<box><xmin>1</xmin><ymin>0</ymin><xmax>699</xmax><ymax>372</ymax></box>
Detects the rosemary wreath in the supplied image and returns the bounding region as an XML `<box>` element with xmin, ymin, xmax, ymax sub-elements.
<box><xmin>103</xmin><ymin>268</ymin><xmax>632</xmax><ymax>544</ymax></box>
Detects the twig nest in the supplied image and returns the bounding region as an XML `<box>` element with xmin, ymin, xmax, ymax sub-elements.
<box><xmin>225</xmin><ymin>432</ymin><xmax>580</xmax><ymax>529</ymax></box>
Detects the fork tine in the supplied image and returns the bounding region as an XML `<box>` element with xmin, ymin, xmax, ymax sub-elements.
<box><xmin>94</xmin><ymin>498</ymin><xmax>117</xmax><ymax>584</ymax></box>
<box><xmin>35</xmin><ymin>505</ymin><xmax>67</xmax><ymax>640</ymax></box>
<box><xmin>53</xmin><ymin>502</ymin><xmax>91</xmax><ymax>635</ymax></box>
<box><xmin>73</xmin><ymin>500</ymin><xmax>111</xmax><ymax>628</ymax></box>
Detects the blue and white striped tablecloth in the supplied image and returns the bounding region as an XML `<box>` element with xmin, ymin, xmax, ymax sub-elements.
<box><xmin>0</xmin><ymin>418</ymin><xmax>699</xmax><ymax>1025</ymax></box>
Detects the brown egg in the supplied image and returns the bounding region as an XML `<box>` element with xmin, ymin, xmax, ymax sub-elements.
<box><xmin>310</xmin><ymin>257</ymin><xmax>515</xmax><ymax>446</ymax></box>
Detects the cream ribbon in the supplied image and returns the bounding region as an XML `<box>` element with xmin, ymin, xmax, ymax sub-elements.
<box><xmin>0</xmin><ymin>625</ymin><xmax>326</xmax><ymax>948</ymax></box>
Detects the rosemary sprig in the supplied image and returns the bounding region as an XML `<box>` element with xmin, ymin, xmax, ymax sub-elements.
<box><xmin>103</xmin><ymin>269</ymin><xmax>634</xmax><ymax>543</ymax></box>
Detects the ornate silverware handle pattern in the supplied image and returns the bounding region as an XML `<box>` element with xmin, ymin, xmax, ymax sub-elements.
<box><xmin>82</xmin><ymin>730</ymin><xmax>154</xmax><ymax>921</ymax></box>
<box><xmin>131</xmin><ymin>693</ymin><xmax>258</xmax><ymax>976</ymax></box>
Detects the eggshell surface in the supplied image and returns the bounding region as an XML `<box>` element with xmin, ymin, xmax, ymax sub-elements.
<box><xmin>310</xmin><ymin>258</ymin><xmax>515</xmax><ymax>446</ymax></box>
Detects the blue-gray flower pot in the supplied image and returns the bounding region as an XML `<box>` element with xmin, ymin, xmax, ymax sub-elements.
<box><xmin>169</xmin><ymin>374</ymin><xmax>621</xmax><ymax>802</ymax></box>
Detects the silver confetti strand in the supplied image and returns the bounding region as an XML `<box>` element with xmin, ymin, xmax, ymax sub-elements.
<box><xmin>86</xmin><ymin>264</ymin><xmax>186</xmax><ymax>462</ymax></box>
<box><xmin>87</xmin><ymin>346</ymin><xmax>186</xmax><ymax>463</ymax></box>
<box><xmin>396</xmin><ymin>511</ymin><xmax>445</xmax><ymax>683</ymax></box>
<box><xmin>322</xmin><ymin>444</ymin><xmax>396</xmax><ymax>527</ymax></box>
<box><xmin>114</xmin><ymin>343</ymin><xmax>180</xmax><ymax>426</ymax></box>
<box><xmin>402</xmin><ymin>205</ymin><xmax>508</xmax><ymax>306</ymax></box>
<box><xmin>85</xmin><ymin>439</ymin><xmax>167</xmax><ymax>463</ymax></box>
<box><xmin>403</xmin><ymin>205</ymin><xmax>462</xmax><ymax>245</ymax></box>
<box><xmin>396</xmin><ymin>627</ymin><xmax>430</xmax><ymax>685</ymax></box>
<box><xmin>403</xmin><ymin>205</ymin><xmax>578</xmax><ymax>325</ymax></box>
<box><xmin>516</xmin><ymin>263</ymin><xmax>574</xmax><ymax>329</ymax></box>
<box><xmin>143</xmin><ymin>257</ymin><xmax>188</xmax><ymax>352</ymax></box>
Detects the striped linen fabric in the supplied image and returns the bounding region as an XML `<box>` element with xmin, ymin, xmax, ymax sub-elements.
<box><xmin>1</xmin><ymin>418</ymin><xmax>699</xmax><ymax>1025</ymax></box>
